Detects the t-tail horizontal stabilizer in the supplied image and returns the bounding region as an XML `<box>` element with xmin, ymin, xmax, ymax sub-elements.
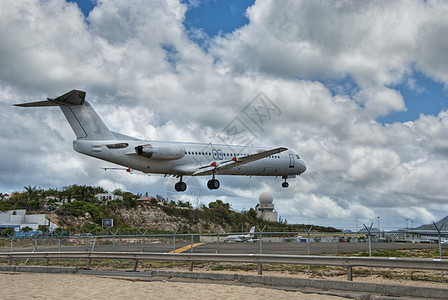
<box><xmin>14</xmin><ymin>90</ymin><xmax>86</xmax><ymax>107</ymax></box>
<box><xmin>15</xmin><ymin>90</ymin><xmax>116</xmax><ymax>141</ymax></box>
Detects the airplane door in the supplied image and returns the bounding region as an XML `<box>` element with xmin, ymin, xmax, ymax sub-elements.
<box><xmin>289</xmin><ymin>154</ymin><xmax>294</xmax><ymax>168</ymax></box>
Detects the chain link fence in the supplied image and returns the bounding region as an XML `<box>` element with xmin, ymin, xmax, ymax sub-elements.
<box><xmin>1</xmin><ymin>229</ymin><xmax>447</xmax><ymax>282</ymax></box>
<box><xmin>1</xmin><ymin>230</ymin><xmax>447</xmax><ymax>256</ymax></box>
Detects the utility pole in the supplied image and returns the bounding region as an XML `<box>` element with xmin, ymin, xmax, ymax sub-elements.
<box><xmin>363</xmin><ymin>223</ymin><xmax>374</xmax><ymax>276</ymax></box>
<box><xmin>433</xmin><ymin>222</ymin><xmax>444</xmax><ymax>283</ymax></box>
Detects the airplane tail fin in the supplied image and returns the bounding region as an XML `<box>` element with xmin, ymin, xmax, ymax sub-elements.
<box><xmin>15</xmin><ymin>90</ymin><xmax>116</xmax><ymax>140</ymax></box>
<box><xmin>248</xmin><ymin>226</ymin><xmax>255</xmax><ymax>237</ymax></box>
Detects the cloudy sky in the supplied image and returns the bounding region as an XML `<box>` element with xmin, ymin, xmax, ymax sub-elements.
<box><xmin>1</xmin><ymin>0</ymin><xmax>448</xmax><ymax>230</ymax></box>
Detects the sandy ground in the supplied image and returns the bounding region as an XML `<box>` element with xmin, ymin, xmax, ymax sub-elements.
<box><xmin>0</xmin><ymin>272</ymin><xmax>346</xmax><ymax>300</ymax></box>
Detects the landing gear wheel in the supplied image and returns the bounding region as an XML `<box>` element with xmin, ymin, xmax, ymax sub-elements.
<box><xmin>282</xmin><ymin>176</ymin><xmax>289</xmax><ymax>188</ymax></box>
<box><xmin>175</xmin><ymin>181</ymin><xmax>187</xmax><ymax>192</ymax></box>
<box><xmin>207</xmin><ymin>179</ymin><xmax>220</xmax><ymax>190</ymax></box>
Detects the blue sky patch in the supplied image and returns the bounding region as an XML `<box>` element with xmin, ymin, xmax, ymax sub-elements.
<box><xmin>183</xmin><ymin>0</ymin><xmax>254</xmax><ymax>37</ymax></box>
<box><xmin>68</xmin><ymin>0</ymin><xmax>96</xmax><ymax>18</ymax></box>
<box><xmin>379</xmin><ymin>73</ymin><xmax>448</xmax><ymax>124</ymax></box>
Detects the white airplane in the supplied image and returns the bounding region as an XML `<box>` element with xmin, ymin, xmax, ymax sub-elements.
<box><xmin>15</xmin><ymin>90</ymin><xmax>306</xmax><ymax>192</ymax></box>
<box><xmin>224</xmin><ymin>226</ymin><xmax>257</xmax><ymax>242</ymax></box>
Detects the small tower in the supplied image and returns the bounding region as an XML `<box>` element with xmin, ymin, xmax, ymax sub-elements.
<box><xmin>255</xmin><ymin>192</ymin><xmax>278</xmax><ymax>222</ymax></box>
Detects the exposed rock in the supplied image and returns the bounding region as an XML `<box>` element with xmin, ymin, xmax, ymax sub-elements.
<box><xmin>47</xmin><ymin>205</ymin><xmax>230</xmax><ymax>232</ymax></box>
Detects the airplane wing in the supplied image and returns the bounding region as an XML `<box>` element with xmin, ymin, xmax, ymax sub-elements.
<box><xmin>192</xmin><ymin>147</ymin><xmax>288</xmax><ymax>176</ymax></box>
<box><xmin>101</xmin><ymin>167</ymin><xmax>150</xmax><ymax>175</ymax></box>
<box><xmin>101</xmin><ymin>167</ymin><xmax>131</xmax><ymax>171</ymax></box>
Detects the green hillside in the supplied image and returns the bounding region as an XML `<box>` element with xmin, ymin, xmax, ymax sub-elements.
<box><xmin>1</xmin><ymin>185</ymin><xmax>339</xmax><ymax>234</ymax></box>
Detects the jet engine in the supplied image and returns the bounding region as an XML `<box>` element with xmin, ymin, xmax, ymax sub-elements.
<box><xmin>135</xmin><ymin>144</ymin><xmax>185</xmax><ymax>160</ymax></box>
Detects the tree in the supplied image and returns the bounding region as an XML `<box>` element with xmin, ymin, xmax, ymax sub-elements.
<box><xmin>122</xmin><ymin>192</ymin><xmax>137</xmax><ymax>201</ymax></box>
<box><xmin>53</xmin><ymin>227</ymin><xmax>66</xmax><ymax>236</ymax></box>
<box><xmin>176</xmin><ymin>200</ymin><xmax>192</xmax><ymax>209</ymax></box>
<box><xmin>245</xmin><ymin>208</ymin><xmax>258</xmax><ymax>222</ymax></box>
<box><xmin>113</xmin><ymin>188</ymin><xmax>123</xmax><ymax>196</ymax></box>
<box><xmin>62</xmin><ymin>185</ymin><xmax>105</xmax><ymax>203</ymax></box>
<box><xmin>207</xmin><ymin>200</ymin><xmax>232</xmax><ymax>224</ymax></box>
<box><xmin>81</xmin><ymin>222</ymin><xmax>96</xmax><ymax>233</ymax></box>
<box><xmin>20</xmin><ymin>226</ymin><xmax>33</xmax><ymax>236</ymax></box>
<box><xmin>1</xmin><ymin>227</ymin><xmax>15</xmax><ymax>237</ymax></box>
<box><xmin>156</xmin><ymin>194</ymin><xmax>167</xmax><ymax>203</ymax></box>
<box><xmin>209</xmin><ymin>200</ymin><xmax>231</xmax><ymax>210</ymax></box>
<box><xmin>122</xmin><ymin>192</ymin><xmax>138</xmax><ymax>208</ymax></box>
<box><xmin>23</xmin><ymin>185</ymin><xmax>39</xmax><ymax>201</ymax></box>
<box><xmin>38</xmin><ymin>225</ymin><xmax>49</xmax><ymax>234</ymax></box>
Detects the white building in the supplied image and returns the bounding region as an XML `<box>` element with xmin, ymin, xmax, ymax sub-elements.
<box><xmin>0</xmin><ymin>210</ymin><xmax>58</xmax><ymax>232</ymax></box>
<box><xmin>45</xmin><ymin>196</ymin><xmax>69</xmax><ymax>206</ymax></box>
<box><xmin>255</xmin><ymin>192</ymin><xmax>278</xmax><ymax>222</ymax></box>
<box><xmin>95</xmin><ymin>192</ymin><xmax>123</xmax><ymax>203</ymax></box>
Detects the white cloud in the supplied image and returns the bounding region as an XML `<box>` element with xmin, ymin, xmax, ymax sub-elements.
<box><xmin>354</xmin><ymin>87</ymin><xmax>406</xmax><ymax>118</ymax></box>
<box><xmin>1</xmin><ymin>0</ymin><xmax>448</xmax><ymax>229</ymax></box>
<box><xmin>212</xmin><ymin>0</ymin><xmax>448</xmax><ymax>113</ymax></box>
<box><xmin>281</xmin><ymin>194</ymin><xmax>375</xmax><ymax>222</ymax></box>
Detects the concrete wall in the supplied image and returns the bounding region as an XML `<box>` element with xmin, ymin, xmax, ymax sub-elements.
<box><xmin>0</xmin><ymin>210</ymin><xmax>26</xmax><ymax>222</ymax></box>
<box><xmin>24</xmin><ymin>214</ymin><xmax>47</xmax><ymax>225</ymax></box>
<box><xmin>0</xmin><ymin>210</ymin><xmax>51</xmax><ymax>231</ymax></box>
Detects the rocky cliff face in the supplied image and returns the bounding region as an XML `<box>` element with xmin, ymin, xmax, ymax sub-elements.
<box><xmin>117</xmin><ymin>206</ymin><xmax>178</xmax><ymax>231</ymax></box>
<box><xmin>47</xmin><ymin>205</ymin><xmax>230</xmax><ymax>233</ymax></box>
<box><xmin>116</xmin><ymin>206</ymin><xmax>229</xmax><ymax>232</ymax></box>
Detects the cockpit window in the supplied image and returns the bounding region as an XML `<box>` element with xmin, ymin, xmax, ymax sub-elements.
<box><xmin>106</xmin><ymin>143</ymin><xmax>129</xmax><ymax>149</ymax></box>
<box><xmin>296</xmin><ymin>155</ymin><xmax>300</xmax><ymax>159</ymax></box>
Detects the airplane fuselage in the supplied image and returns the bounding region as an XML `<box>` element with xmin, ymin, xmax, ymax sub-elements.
<box><xmin>73</xmin><ymin>139</ymin><xmax>306</xmax><ymax>177</ymax></box>
<box><xmin>225</xmin><ymin>235</ymin><xmax>254</xmax><ymax>242</ymax></box>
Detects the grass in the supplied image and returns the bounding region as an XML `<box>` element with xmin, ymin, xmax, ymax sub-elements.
<box><xmin>343</xmin><ymin>248</ymin><xmax>448</xmax><ymax>259</ymax></box>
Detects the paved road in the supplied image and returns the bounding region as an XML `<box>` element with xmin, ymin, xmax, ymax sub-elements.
<box><xmin>186</xmin><ymin>241</ymin><xmax>445</xmax><ymax>255</ymax></box>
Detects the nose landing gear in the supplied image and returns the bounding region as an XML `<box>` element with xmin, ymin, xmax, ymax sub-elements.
<box><xmin>282</xmin><ymin>176</ymin><xmax>289</xmax><ymax>188</ymax></box>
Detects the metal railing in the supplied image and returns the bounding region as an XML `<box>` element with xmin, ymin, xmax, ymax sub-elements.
<box><xmin>1</xmin><ymin>251</ymin><xmax>448</xmax><ymax>281</ymax></box>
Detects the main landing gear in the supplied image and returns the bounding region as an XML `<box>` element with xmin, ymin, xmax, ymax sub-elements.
<box><xmin>174</xmin><ymin>176</ymin><xmax>187</xmax><ymax>192</ymax></box>
<box><xmin>174</xmin><ymin>175</ymin><xmax>220</xmax><ymax>192</ymax></box>
<box><xmin>207</xmin><ymin>173</ymin><xmax>220</xmax><ymax>190</ymax></box>
<box><xmin>282</xmin><ymin>176</ymin><xmax>289</xmax><ymax>188</ymax></box>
